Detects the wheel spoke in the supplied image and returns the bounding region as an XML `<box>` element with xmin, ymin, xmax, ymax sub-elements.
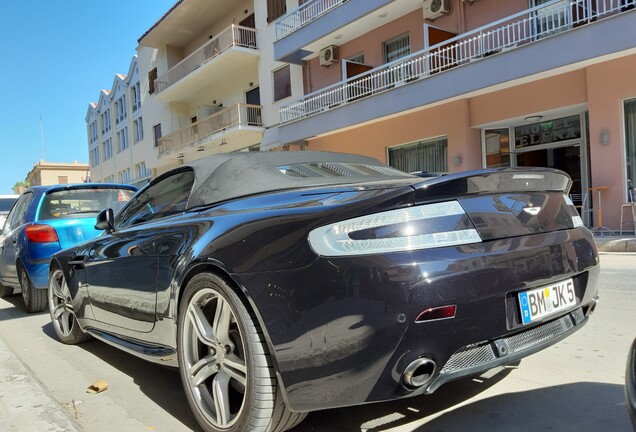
<box><xmin>187</xmin><ymin>303</ymin><xmax>218</xmax><ymax>346</ymax></box>
<box><xmin>212</xmin><ymin>297</ymin><xmax>232</xmax><ymax>345</ymax></box>
<box><xmin>189</xmin><ymin>354</ymin><xmax>218</xmax><ymax>387</ymax></box>
<box><xmin>51</xmin><ymin>277</ymin><xmax>65</xmax><ymax>300</ymax></box>
<box><xmin>52</xmin><ymin>302</ymin><xmax>66</xmax><ymax>320</ymax></box>
<box><xmin>212</xmin><ymin>370</ymin><xmax>232</xmax><ymax>426</ymax></box>
<box><xmin>223</xmin><ymin>354</ymin><xmax>247</xmax><ymax>388</ymax></box>
<box><xmin>60</xmin><ymin>312</ymin><xmax>71</xmax><ymax>335</ymax></box>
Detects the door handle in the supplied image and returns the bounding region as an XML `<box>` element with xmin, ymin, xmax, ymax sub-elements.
<box><xmin>68</xmin><ymin>255</ymin><xmax>87</xmax><ymax>269</ymax></box>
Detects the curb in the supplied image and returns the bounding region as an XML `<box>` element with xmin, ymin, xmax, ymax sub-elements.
<box><xmin>595</xmin><ymin>237</ymin><xmax>636</xmax><ymax>253</ymax></box>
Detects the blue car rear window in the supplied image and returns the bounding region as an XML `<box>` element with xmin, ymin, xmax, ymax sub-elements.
<box><xmin>38</xmin><ymin>188</ymin><xmax>135</xmax><ymax>220</ymax></box>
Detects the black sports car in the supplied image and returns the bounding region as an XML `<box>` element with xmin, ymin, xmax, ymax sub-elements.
<box><xmin>48</xmin><ymin>151</ymin><xmax>599</xmax><ymax>432</ymax></box>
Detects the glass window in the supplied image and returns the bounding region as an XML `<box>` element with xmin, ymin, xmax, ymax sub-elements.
<box><xmin>115</xmin><ymin>169</ymin><xmax>195</xmax><ymax>228</ymax></box>
<box><xmin>625</xmin><ymin>98</ymin><xmax>636</xmax><ymax>200</ymax></box>
<box><xmin>388</xmin><ymin>137</ymin><xmax>448</xmax><ymax>174</ymax></box>
<box><xmin>384</xmin><ymin>34</ymin><xmax>410</xmax><ymax>63</ymax></box>
<box><xmin>273</xmin><ymin>66</ymin><xmax>291</xmax><ymax>102</ymax></box>
<box><xmin>485</xmin><ymin>129</ymin><xmax>511</xmax><ymax>168</ymax></box>
<box><xmin>6</xmin><ymin>192</ymin><xmax>34</xmax><ymax>231</ymax></box>
<box><xmin>153</xmin><ymin>123</ymin><xmax>162</xmax><ymax>147</ymax></box>
<box><xmin>514</xmin><ymin>115</ymin><xmax>581</xmax><ymax>149</ymax></box>
<box><xmin>38</xmin><ymin>188</ymin><xmax>134</xmax><ymax>220</ymax></box>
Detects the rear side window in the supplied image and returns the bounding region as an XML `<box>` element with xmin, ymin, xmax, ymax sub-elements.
<box><xmin>5</xmin><ymin>192</ymin><xmax>34</xmax><ymax>230</ymax></box>
<box><xmin>38</xmin><ymin>188</ymin><xmax>135</xmax><ymax>220</ymax></box>
<box><xmin>276</xmin><ymin>162</ymin><xmax>410</xmax><ymax>178</ymax></box>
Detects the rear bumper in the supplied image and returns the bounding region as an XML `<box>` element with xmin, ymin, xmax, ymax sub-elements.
<box><xmin>239</xmin><ymin>228</ymin><xmax>599</xmax><ymax>412</ymax></box>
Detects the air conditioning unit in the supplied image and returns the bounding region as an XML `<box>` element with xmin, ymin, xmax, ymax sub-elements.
<box><xmin>319</xmin><ymin>45</ymin><xmax>339</xmax><ymax>66</ymax></box>
<box><xmin>423</xmin><ymin>0</ymin><xmax>449</xmax><ymax>20</ymax></box>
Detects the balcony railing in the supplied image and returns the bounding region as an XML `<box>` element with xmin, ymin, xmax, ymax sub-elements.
<box><xmin>280</xmin><ymin>0</ymin><xmax>635</xmax><ymax>124</ymax></box>
<box><xmin>157</xmin><ymin>104</ymin><xmax>263</xmax><ymax>157</ymax></box>
<box><xmin>155</xmin><ymin>25</ymin><xmax>257</xmax><ymax>94</ymax></box>
<box><xmin>275</xmin><ymin>0</ymin><xmax>346</xmax><ymax>40</ymax></box>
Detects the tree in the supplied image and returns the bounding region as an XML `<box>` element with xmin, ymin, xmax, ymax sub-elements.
<box><xmin>12</xmin><ymin>180</ymin><xmax>29</xmax><ymax>194</ymax></box>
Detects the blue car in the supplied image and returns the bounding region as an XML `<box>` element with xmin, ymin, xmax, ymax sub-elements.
<box><xmin>0</xmin><ymin>183</ymin><xmax>137</xmax><ymax>312</ymax></box>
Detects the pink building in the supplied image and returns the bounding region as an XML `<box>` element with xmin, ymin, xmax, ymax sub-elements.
<box><xmin>269</xmin><ymin>0</ymin><xmax>636</xmax><ymax>232</ymax></box>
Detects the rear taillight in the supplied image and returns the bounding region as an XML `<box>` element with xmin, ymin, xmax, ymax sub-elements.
<box><xmin>25</xmin><ymin>224</ymin><xmax>59</xmax><ymax>243</ymax></box>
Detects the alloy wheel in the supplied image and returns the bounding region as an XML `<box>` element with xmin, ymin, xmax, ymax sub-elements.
<box><xmin>48</xmin><ymin>269</ymin><xmax>75</xmax><ymax>337</ymax></box>
<box><xmin>181</xmin><ymin>287</ymin><xmax>248</xmax><ymax>429</ymax></box>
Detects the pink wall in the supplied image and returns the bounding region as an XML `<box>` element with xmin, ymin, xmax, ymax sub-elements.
<box><xmin>308</xmin><ymin>99</ymin><xmax>481</xmax><ymax>172</ymax></box>
<box><xmin>469</xmin><ymin>71</ymin><xmax>589</xmax><ymax>126</ymax></box>
<box><xmin>586</xmin><ymin>55</ymin><xmax>636</xmax><ymax>228</ymax></box>
<box><xmin>305</xmin><ymin>10</ymin><xmax>425</xmax><ymax>94</ymax></box>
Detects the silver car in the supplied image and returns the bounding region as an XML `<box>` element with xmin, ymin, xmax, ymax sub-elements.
<box><xmin>0</xmin><ymin>194</ymin><xmax>19</xmax><ymax>229</ymax></box>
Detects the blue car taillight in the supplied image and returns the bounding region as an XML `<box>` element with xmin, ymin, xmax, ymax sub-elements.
<box><xmin>25</xmin><ymin>224</ymin><xmax>60</xmax><ymax>243</ymax></box>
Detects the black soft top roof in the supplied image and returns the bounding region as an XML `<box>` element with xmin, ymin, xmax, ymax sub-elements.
<box><xmin>184</xmin><ymin>151</ymin><xmax>412</xmax><ymax>209</ymax></box>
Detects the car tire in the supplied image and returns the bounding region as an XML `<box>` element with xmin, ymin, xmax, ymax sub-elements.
<box><xmin>177</xmin><ymin>273</ymin><xmax>304</xmax><ymax>432</ymax></box>
<box><xmin>20</xmin><ymin>266</ymin><xmax>47</xmax><ymax>313</ymax></box>
<box><xmin>48</xmin><ymin>267</ymin><xmax>91</xmax><ymax>344</ymax></box>
<box><xmin>0</xmin><ymin>284</ymin><xmax>14</xmax><ymax>297</ymax></box>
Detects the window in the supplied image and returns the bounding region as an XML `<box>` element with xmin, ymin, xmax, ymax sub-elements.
<box><xmin>625</xmin><ymin>98</ymin><xmax>636</xmax><ymax>200</ymax></box>
<box><xmin>119</xmin><ymin>168</ymin><xmax>131</xmax><ymax>184</ymax></box>
<box><xmin>484</xmin><ymin>129</ymin><xmax>511</xmax><ymax>168</ymax></box>
<box><xmin>148</xmin><ymin>68</ymin><xmax>158</xmax><ymax>94</ymax></box>
<box><xmin>89</xmin><ymin>121</ymin><xmax>98</xmax><ymax>143</ymax></box>
<box><xmin>131</xmin><ymin>82</ymin><xmax>141</xmax><ymax>111</ymax></box>
<box><xmin>388</xmin><ymin>137</ymin><xmax>448</xmax><ymax>174</ymax></box>
<box><xmin>136</xmin><ymin>162</ymin><xmax>151</xmax><ymax>179</ymax></box>
<box><xmin>348</xmin><ymin>53</ymin><xmax>365</xmax><ymax>64</ymax></box>
<box><xmin>384</xmin><ymin>34</ymin><xmax>410</xmax><ymax>63</ymax></box>
<box><xmin>116</xmin><ymin>95</ymin><xmax>127</xmax><ymax>123</ymax></box>
<box><xmin>267</xmin><ymin>0</ymin><xmax>286</xmax><ymax>23</ymax></box>
<box><xmin>153</xmin><ymin>123</ymin><xmax>162</xmax><ymax>147</ymax></box>
<box><xmin>273</xmin><ymin>66</ymin><xmax>291</xmax><ymax>102</ymax></box>
<box><xmin>39</xmin><ymin>187</ymin><xmax>135</xmax><ymax>220</ymax></box>
<box><xmin>58</xmin><ymin>176</ymin><xmax>68</xmax><ymax>184</ymax></box>
<box><xmin>118</xmin><ymin>128</ymin><xmax>129</xmax><ymax>153</ymax></box>
<box><xmin>103</xmin><ymin>139</ymin><xmax>113</xmax><ymax>160</ymax></box>
<box><xmin>5</xmin><ymin>192</ymin><xmax>34</xmax><ymax>231</ymax></box>
<box><xmin>101</xmin><ymin>110</ymin><xmax>111</xmax><ymax>133</ymax></box>
<box><xmin>104</xmin><ymin>175</ymin><xmax>114</xmax><ymax>184</ymax></box>
<box><xmin>134</xmin><ymin>117</ymin><xmax>144</xmax><ymax>143</ymax></box>
<box><xmin>90</xmin><ymin>147</ymin><xmax>100</xmax><ymax>167</ymax></box>
<box><xmin>115</xmin><ymin>169</ymin><xmax>195</xmax><ymax>228</ymax></box>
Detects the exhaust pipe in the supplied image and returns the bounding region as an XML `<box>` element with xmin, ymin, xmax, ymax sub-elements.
<box><xmin>402</xmin><ymin>357</ymin><xmax>436</xmax><ymax>389</ymax></box>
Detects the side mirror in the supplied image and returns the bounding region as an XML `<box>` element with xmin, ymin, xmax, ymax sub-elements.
<box><xmin>95</xmin><ymin>208</ymin><xmax>115</xmax><ymax>234</ymax></box>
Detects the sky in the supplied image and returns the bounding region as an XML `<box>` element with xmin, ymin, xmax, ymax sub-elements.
<box><xmin>0</xmin><ymin>0</ymin><xmax>178</xmax><ymax>194</ymax></box>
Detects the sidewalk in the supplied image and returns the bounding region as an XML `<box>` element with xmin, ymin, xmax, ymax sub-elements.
<box><xmin>594</xmin><ymin>234</ymin><xmax>636</xmax><ymax>252</ymax></box>
<box><xmin>0</xmin><ymin>333</ymin><xmax>81</xmax><ymax>432</ymax></box>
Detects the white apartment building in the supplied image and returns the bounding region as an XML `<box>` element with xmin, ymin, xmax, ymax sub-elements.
<box><xmin>134</xmin><ymin>0</ymin><xmax>306</xmax><ymax>176</ymax></box>
<box><xmin>86</xmin><ymin>56</ymin><xmax>152</xmax><ymax>188</ymax></box>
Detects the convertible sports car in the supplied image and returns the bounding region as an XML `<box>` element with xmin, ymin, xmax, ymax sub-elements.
<box><xmin>48</xmin><ymin>151</ymin><xmax>599</xmax><ymax>432</ymax></box>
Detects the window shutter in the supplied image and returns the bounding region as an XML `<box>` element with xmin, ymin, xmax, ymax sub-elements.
<box><xmin>148</xmin><ymin>68</ymin><xmax>158</xmax><ymax>94</ymax></box>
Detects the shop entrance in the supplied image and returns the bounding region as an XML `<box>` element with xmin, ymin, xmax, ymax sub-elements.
<box><xmin>483</xmin><ymin>113</ymin><xmax>590</xmax><ymax>222</ymax></box>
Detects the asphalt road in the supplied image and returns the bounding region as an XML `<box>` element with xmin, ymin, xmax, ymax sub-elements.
<box><xmin>0</xmin><ymin>253</ymin><xmax>633</xmax><ymax>431</ymax></box>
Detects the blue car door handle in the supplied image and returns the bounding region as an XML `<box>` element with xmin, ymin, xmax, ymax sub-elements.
<box><xmin>68</xmin><ymin>255</ymin><xmax>87</xmax><ymax>269</ymax></box>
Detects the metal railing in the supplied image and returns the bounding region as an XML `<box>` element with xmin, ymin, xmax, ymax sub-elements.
<box><xmin>276</xmin><ymin>0</ymin><xmax>346</xmax><ymax>40</ymax></box>
<box><xmin>280</xmin><ymin>0</ymin><xmax>635</xmax><ymax>124</ymax></box>
<box><xmin>155</xmin><ymin>25</ymin><xmax>257</xmax><ymax>94</ymax></box>
<box><xmin>157</xmin><ymin>104</ymin><xmax>263</xmax><ymax>157</ymax></box>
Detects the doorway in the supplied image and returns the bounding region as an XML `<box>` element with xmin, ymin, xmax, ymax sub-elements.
<box><xmin>483</xmin><ymin>112</ymin><xmax>590</xmax><ymax>222</ymax></box>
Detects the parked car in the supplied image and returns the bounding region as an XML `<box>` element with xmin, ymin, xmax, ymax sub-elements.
<box><xmin>47</xmin><ymin>151</ymin><xmax>599</xmax><ymax>432</ymax></box>
<box><xmin>0</xmin><ymin>184</ymin><xmax>137</xmax><ymax>310</ymax></box>
<box><xmin>0</xmin><ymin>194</ymin><xmax>19</xmax><ymax>229</ymax></box>
<box><xmin>627</xmin><ymin>337</ymin><xmax>636</xmax><ymax>429</ymax></box>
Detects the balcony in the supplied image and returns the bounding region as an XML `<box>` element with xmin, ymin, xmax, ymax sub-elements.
<box><xmin>154</xmin><ymin>25</ymin><xmax>258</xmax><ymax>104</ymax></box>
<box><xmin>279</xmin><ymin>0</ymin><xmax>636</xmax><ymax>140</ymax></box>
<box><xmin>157</xmin><ymin>104</ymin><xmax>264</xmax><ymax>159</ymax></box>
<box><xmin>274</xmin><ymin>0</ymin><xmax>406</xmax><ymax>63</ymax></box>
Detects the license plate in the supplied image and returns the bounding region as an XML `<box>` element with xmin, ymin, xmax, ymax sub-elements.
<box><xmin>518</xmin><ymin>279</ymin><xmax>576</xmax><ymax>325</ymax></box>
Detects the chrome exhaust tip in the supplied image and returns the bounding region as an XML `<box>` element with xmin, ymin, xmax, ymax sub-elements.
<box><xmin>402</xmin><ymin>357</ymin><xmax>437</xmax><ymax>389</ymax></box>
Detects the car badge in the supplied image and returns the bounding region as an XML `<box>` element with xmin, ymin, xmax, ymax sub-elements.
<box><xmin>523</xmin><ymin>206</ymin><xmax>541</xmax><ymax>216</ymax></box>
